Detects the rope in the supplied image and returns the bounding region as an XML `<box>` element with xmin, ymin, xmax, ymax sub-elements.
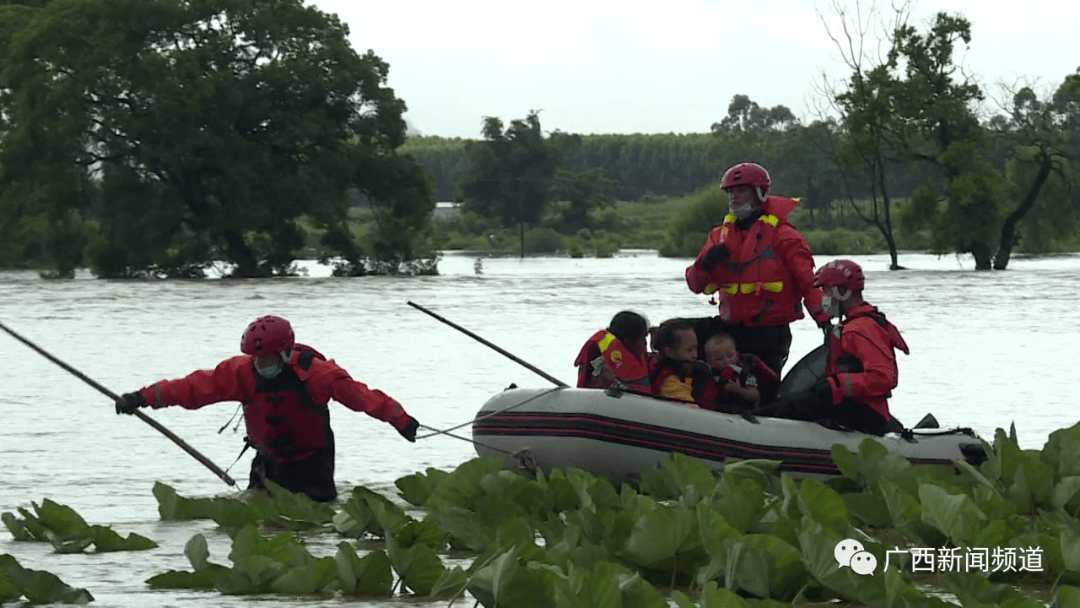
<box><xmin>414</xmin><ymin>386</ymin><xmax>563</xmax><ymax>441</ymax></box>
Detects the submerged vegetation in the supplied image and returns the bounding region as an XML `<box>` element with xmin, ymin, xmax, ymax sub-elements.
<box><xmin>6</xmin><ymin>422</ymin><xmax>1080</xmax><ymax>605</ymax></box>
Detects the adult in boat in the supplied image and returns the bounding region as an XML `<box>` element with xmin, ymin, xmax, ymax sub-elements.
<box><xmin>114</xmin><ymin>315</ymin><xmax>420</xmax><ymax>502</ymax></box>
<box><xmin>574</xmin><ymin>310</ymin><xmax>651</xmax><ymax>393</ymax></box>
<box><xmin>753</xmin><ymin>259</ymin><xmax>909</xmax><ymax>436</ymax></box>
<box><xmin>684</xmin><ymin>162</ymin><xmax>832</xmax><ymax>400</ymax></box>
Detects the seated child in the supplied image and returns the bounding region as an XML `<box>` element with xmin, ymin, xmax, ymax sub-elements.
<box><xmin>574</xmin><ymin>311</ymin><xmax>651</xmax><ymax>393</ymax></box>
<box><xmin>703</xmin><ymin>332</ymin><xmax>780</xmax><ymax>412</ymax></box>
<box><xmin>648</xmin><ymin>319</ymin><xmax>718</xmax><ymax>408</ymax></box>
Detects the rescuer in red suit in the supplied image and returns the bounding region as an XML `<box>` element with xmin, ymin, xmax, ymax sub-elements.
<box><xmin>114</xmin><ymin>315</ymin><xmax>419</xmax><ymax>502</ymax></box>
<box><xmin>753</xmin><ymin>260</ymin><xmax>909</xmax><ymax>435</ymax></box>
<box><xmin>684</xmin><ymin>162</ymin><xmax>832</xmax><ymax>401</ymax></box>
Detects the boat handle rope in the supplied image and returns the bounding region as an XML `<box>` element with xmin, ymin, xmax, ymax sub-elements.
<box><xmin>414</xmin><ymin>385</ymin><xmax>564</xmax><ymax>441</ymax></box>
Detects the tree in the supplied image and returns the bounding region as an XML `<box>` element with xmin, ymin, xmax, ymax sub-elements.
<box><xmin>989</xmin><ymin>72</ymin><xmax>1080</xmax><ymax>268</ymax></box>
<box><xmin>888</xmin><ymin>13</ymin><xmax>1007</xmax><ymax>270</ymax></box>
<box><xmin>0</xmin><ymin>0</ymin><xmax>432</xmax><ymax>278</ymax></box>
<box><xmin>815</xmin><ymin>0</ymin><xmax>914</xmax><ymax>269</ymax></box>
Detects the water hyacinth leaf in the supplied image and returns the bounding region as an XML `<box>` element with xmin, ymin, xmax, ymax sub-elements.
<box><xmin>333</xmin><ymin>493</ymin><xmax>374</xmax><ymax>538</ymax></box>
<box><xmin>843</xmin><ymin>492</ymin><xmax>891</xmax><ymax>527</ymax></box>
<box><xmin>918</xmin><ymin>484</ymin><xmax>987</xmax><ymax>545</ymax></box>
<box><xmin>723</xmin><ymin>534</ymin><xmax>805</xmax><ymax>601</ymax></box>
<box><xmin>153</xmin><ymin>481</ymin><xmax>211</xmax><ymax>520</ymax></box>
<box><xmin>2</xmin><ymin>509</ymin><xmax>48</xmax><ymax>541</ymax></box>
<box><xmin>874</xmin><ymin>479</ymin><xmax>921</xmax><ymax>529</ymax></box>
<box><xmin>796</xmin><ymin>519</ymin><xmax>883</xmax><ymax>604</ymax></box>
<box><xmin>479</xmin><ymin>470</ymin><xmax>548</xmax><ymax>515</ymax></box>
<box><xmin>427</xmin><ymin>564</ymin><xmax>468</xmax><ymax>600</ymax></box>
<box><xmin>269</xmin><ymin>556</ymin><xmax>336</xmax><ymax>594</ymax></box>
<box><xmin>1042</xmin><ymin>423</ymin><xmax>1080</xmax><ymax>479</ymax></box>
<box><xmin>384</xmin><ymin>527</ymin><xmax>447</xmax><ymax>596</ymax></box>
<box><xmin>943</xmin><ymin>572</ymin><xmax>1046</xmax><ymax>608</ymax></box>
<box><xmin>797</xmin><ymin>478</ymin><xmax>850</xmax><ymax>533</ymax></box>
<box><xmin>552</xmin><ymin>562</ymin><xmax>622</xmax><ymax>608</ymax></box>
<box><xmin>251</xmin><ymin>482</ymin><xmax>336</xmax><ymax>530</ymax></box>
<box><xmin>333</xmin><ymin>543</ymin><xmax>393</xmax><ymax>596</ymax></box>
<box><xmin>467</xmin><ymin>546</ymin><xmax>556</xmax><ymax>608</ymax></box>
<box><xmin>0</xmin><ymin>553</ymin><xmax>94</xmax><ymax>604</ymax></box>
<box><xmin>713</xmin><ymin>477</ymin><xmax>767</xmax><ymax>533</ymax></box>
<box><xmin>87</xmin><ymin>525</ymin><xmax>158</xmax><ymax>552</ymax></box>
<box><xmin>428</xmin><ymin>506</ymin><xmax>493</xmax><ymax>553</ymax></box>
<box><xmin>720</xmin><ymin>459</ymin><xmax>781</xmax><ymax>490</ymax></box>
<box><xmin>1051</xmin><ymin>477</ymin><xmax>1080</xmax><ymax>512</ymax></box>
<box><xmin>606</xmin><ymin>562</ymin><xmax>668</xmax><ymax>608</ymax></box>
<box><xmin>232</xmin><ymin>554</ymin><xmax>286</xmax><ymax>589</ymax></box>
<box><xmin>619</xmin><ymin>504</ymin><xmax>699</xmax><ymax>571</ymax></box>
<box><xmin>395</xmin><ymin>467</ymin><xmax>451</xmax><ymax>507</ymax></box>
<box><xmin>1061</xmin><ymin>528</ymin><xmax>1080</xmax><ymax>573</ymax></box>
<box><xmin>636</xmin><ymin>452</ymin><xmax>717</xmax><ymax>502</ymax></box>
<box><xmin>537</xmin><ymin>469</ymin><xmax>581</xmax><ymax>513</ymax></box>
<box><xmin>186</xmin><ymin>534</ymin><xmax>210</xmax><ymax>570</ymax></box>
<box><xmin>33</xmin><ymin>499</ymin><xmax>90</xmax><ymax>540</ymax></box>
<box><xmin>359</xmin><ymin>488</ymin><xmax>412</xmax><ymax>537</ymax></box>
<box><xmin>397</xmin><ymin>516</ymin><xmax>445</xmax><ymax>549</ymax></box>
<box><xmin>145</xmin><ymin>565</ymin><xmax>227</xmax><ymax>590</ymax></box>
<box><xmin>426</xmin><ymin>457</ymin><xmax>506</xmax><ymax>510</ymax></box>
<box><xmin>1054</xmin><ymin>585</ymin><xmax>1080</xmax><ymax>608</ymax></box>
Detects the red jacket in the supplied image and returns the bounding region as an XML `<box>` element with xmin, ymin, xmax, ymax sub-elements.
<box><xmin>825</xmin><ymin>303</ymin><xmax>910</xmax><ymax>421</ymax></box>
<box><xmin>649</xmin><ymin>355</ymin><xmax>719</xmax><ymax>407</ymax></box>
<box><xmin>574</xmin><ymin>330</ymin><xmax>651</xmax><ymax>393</ymax></box>
<box><xmin>685</xmin><ymin>196</ymin><xmax>829</xmax><ymax>327</ymax></box>
<box><xmin>713</xmin><ymin>353</ymin><xmax>780</xmax><ymax>410</ymax></box>
<box><xmin>136</xmin><ymin>349</ymin><xmax>412</xmax><ymax>434</ymax></box>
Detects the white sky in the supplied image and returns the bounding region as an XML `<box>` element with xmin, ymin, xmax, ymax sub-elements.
<box><xmin>310</xmin><ymin>0</ymin><xmax>1080</xmax><ymax>138</ymax></box>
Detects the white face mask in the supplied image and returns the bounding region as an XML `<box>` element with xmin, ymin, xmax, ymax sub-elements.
<box><xmin>729</xmin><ymin>203</ymin><xmax>755</xmax><ymax>220</ymax></box>
<box><xmin>254</xmin><ymin>351</ymin><xmax>289</xmax><ymax>379</ymax></box>
<box><xmin>821</xmin><ymin>287</ymin><xmax>851</xmax><ymax>318</ymax></box>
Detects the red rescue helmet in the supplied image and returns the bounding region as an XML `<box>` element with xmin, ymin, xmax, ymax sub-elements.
<box><xmin>814</xmin><ymin>259</ymin><xmax>865</xmax><ymax>293</ymax></box>
<box><xmin>721</xmin><ymin>162</ymin><xmax>771</xmax><ymax>200</ymax></box>
<box><xmin>240</xmin><ymin>315</ymin><xmax>295</xmax><ymax>355</ymax></box>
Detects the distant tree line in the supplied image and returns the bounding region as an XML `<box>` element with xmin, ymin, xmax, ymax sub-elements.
<box><xmin>403</xmin><ymin>7</ymin><xmax>1080</xmax><ymax>271</ymax></box>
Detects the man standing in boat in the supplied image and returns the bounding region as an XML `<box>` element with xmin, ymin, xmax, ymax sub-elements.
<box><xmin>113</xmin><ymin>315</ymin><xmax>420</xmax><ymax>502</ymax></box>
<box><xmin>684</xmin><ymin>162</ymin><xmax>832</xmax><ymax>399</ymax></box>
<box><xmin>755</xmin><ymin>259</ymin><xmax>909</xmax><ymax>435</ymax></box>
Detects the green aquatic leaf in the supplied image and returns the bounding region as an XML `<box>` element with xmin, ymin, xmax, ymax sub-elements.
<box><xmin>537</xmin><ymin>468</ymin><xmax>582</xmax><ymax>513</ymax></box>
<box><xmin>673</xmin><ymin>581</ymin><xmax>751</xmax><ymax>607</ymax></box>
<box><xmin>797</xmin><ymin>478</ymin><xmax>850</xmax><ymax>533</ymax></box>
<box><xmin>332</xmin><ymin>492</ymin><xmax>374</xmax><ymax>538</ymax></box>
<box><xmin>249</xmin><ymin>482</ymin><xmax>335</xmax><ymax>530</ymax></box>
<box><xmin>425</xmin><ymin>457</ymin><xmax>506</xmax><ymax>510</ymax></box>
<box><xmin>0</xmin><ymin>553</ymin><xmax>94</xmax><ymax>604</ymax></box>
<box><xmin>87</xmin><ymin>525</ymin><xmax>157</xmax><ymax>552</ymax></box>
<box><xmin>1042</xmin><ymin>423</ymin><xmax>1080</xmax><ymax>479</ymax></box>
<box><xmin>385</xmin><ymin>526</ymin><xmax>447</xmax><ymax>596</ymax></box>
<box><xmin>466</xmin><ymin>546</ymin><xmax>556</xmax><ymax>608</ymax></box>
<box><xmin>357</xmin><ymin>487</ymin><xmax>412</xmax><ymax>537</ymax></box>
<box><xmin>2</xmin><ymin>510</ymin><xmax>47</xmax><ymax>541</ymax></box>
<box><xmin>333</xmin><ymin>543</ymin><xmax>393</xmax><ymax>597</ymax></box>
<box><xmin>843</xmin><ymin>492</ymin><xmax>891</xmax><ymax>527</ymax></box>
<box><xmin>619</xmin><ymin>503</ymin><xmax>699</xmax><ymax>571</ymax></box>
<box><xmin>269</xmin><ymin>556</ymin><xmax>336</xmax><ymax>594</ymax></box>
<box><xmin>145</xmin><ymin>565</ymin><xmax>228</xmax><ymax>590</ymax></box>
<box><xmin>33</xmin><ymin>499</ymin><xmax>90</xmax><ymax>540</ymax></box>
<box><xmin>479</xmin><ymin>469</ymin><xmax>548</xmax><ymax>515</ymax></box>
<box><xmin>713</xmin><ymin>476</ymin><xmax>767</xmax><ymax>533</ymax></box>
<box><xmin>395</xmin><ymin>467</ymin><xmax>451</xmax><ymax>507</ymax></box>
<box><xmin>49</xmin><ymin>535</ymin><xmax>94</xmax><ymax>554</ymax></box>
<box><xmin>0</xmin><ymin>574</ymin><xmax>22</xmax><ymax>603</ymax></box>
<box><xmin>1054</xmin><ymin>585</ymin><xmax>1080</xmax><ymax>608</ymax></box>
<box><xmin>943</xmin><ymin>571</ymin><xmax>1046</xmax><ymax>608</ymax></box>
<box><xmin>695</xmin><ymin>502</ymin><xmax>744</xmax><ymax>586</ymax></box>
<box><xmin>723</xmin><ymin>533</ymin><xmax>806</xmax><ymax>601</ymax></box>
<box><xmin>186</xmin><ymin>534</ymin><xmax>210</xmax><ymax>570</ymax></box>
<box><xmin>919</xmin><ymin>484</ymin><xmax>987</xmax><ymax>546</ymax></box>
<box><xmin>152</xmin><ymin>481</ymin><xmax>259</xmax><ymax>531</ymax></box>
<box><xmin>874</xmin><ymin>478</ymin><xmax>921</xmax><ymax>529</ymax></box>
<box><xmin>397</xmin><ymin>516</ymin><xmax>445</xmax><ymax>549</ymax></box>
<box><xmin>427</xmin><ymin>564</ymin><xmax>468</xmax><ymax>600</ymax></box>
<box><xmin>1051</xmin><ymin>477</ymin><xmax>1080</xmax><ymax>513</ymax></box>
<box><xmin>552</xmin><ymin>561</ymin><xmax>622</xmax><ymax>608</ymax></box>
<box><xmin>831</xmin><ymin>440</ymin><xmax>912</xmax><ymax>487</ymax></box>
<box><xmin>796</xmin><ymin>518</ymin><xmax>883</xmax><ymax>605</ymax></box>
<box><xmin>636</xmin><ymin>451</ymin><xmax>717</xmax><ymax>502</ymax></box>
<box><xmin>1061</xmin><ymin>527</ymin><xmax>1080</xmax><ymax>573</ymax></box>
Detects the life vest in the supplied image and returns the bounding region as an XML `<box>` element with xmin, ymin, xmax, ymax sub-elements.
<box><xmin>703</xmin><ymin>196</ymin><xmax>805</xmax><ymax>326</ymax></box>
<box><xmin>649</xmin><ymin>356</ymin><xmax>718</xmax><ymax>406</ymax></box>
<box><xmin>243</xmin><ymin>349</ymin><xmax>332</xmax><ymax>463</ymax></box>
<box><xmin>825</xmin><ymin>304</ymin><xmax>909</xmax><ymax>420</ymax></box>
<box><xmin>716</xmin><ymin>353</ymin><xmax>780</xmax><ymax>391</ymax></box>
<box><xmin>574</xmin><ymin>330</ymin><xmax>651</xmax><ymax>392</ymax></box>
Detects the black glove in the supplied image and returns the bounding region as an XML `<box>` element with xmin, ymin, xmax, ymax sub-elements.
<box><xmin>810</xmin><ymin>376</ymin><xmax>835</xmax><ymax>402</ymax></box>
<box><xmin>397</xmin><ymin>416</ymin><xmax>419</xmax><ymax>442</ymax></box>
<box><xmin>699</xmin><ymin>245</ymin><xmax>729</xmax><ymax>271</ymax></box>
<box><xmin>818</xmin><ymin>320</ymin><xmax>834</xmax><ymax>341</ymax></box>
<box><xmin>115</xmin><ymin>391</ymin><xmax>146</xmax><ymax>415</ymax></box>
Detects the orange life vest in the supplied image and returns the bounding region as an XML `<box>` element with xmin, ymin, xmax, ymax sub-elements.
<box><xmin>574</xmin><ymin>330</ymin><xmax>651</xmax><ymax>393</ymax></box>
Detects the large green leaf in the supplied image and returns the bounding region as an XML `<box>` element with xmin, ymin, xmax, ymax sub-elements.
<box><xmin>87</xmin><ymin>525</ymin><xmax>157</xmax><ymax>552</ymax></box>
<box><xmin>723</xmin><ymin>534</ymin><xmax>806</xmax><ymax>601</ymax></box>
<box><xmin>843</xmin><ymin>492</ymin><xmax>891</xmax><ymax>527</ymax></box>
<box><xmin>713</xmin><ymin>476</ymin><xmax>767</xmax><ymax>533</ymax></box>
<box><xmin>1042</xmin><ymin>423</ymin><xmax>1080</xmax><ymax>479</ymax></box>
<box><xmin>943</xmin><ymin>572</ymin><xmax>1047</xmax><ymax>608</ymax></box>
<box><xmin>269</xmin><ymin>556</ymin><xmax>336</xmax><ymax>594</ymax></box>
<box><xmin>636</xmin><ymin>452</ymin><xmax>717</xmax><ymax>502</ymax></box>
<box><xmin>333</xmin><ymin>543</ymin><xmax>393</xmax><ymax>597</ymax></box>
<box><xmin>1053</xmin><ymin>585</ymin><xmax>1080</xmax><ymax>608</ymax></box>
<box><xmin>425</xmin><ymin>457</ymin><xmax>506</xmax><ymax>510</ymax></box>
<box><xmin>831</xmin><ymin>440</ymin><xmax>912</xmax><ymax>487</ymax></box>
<box><xmin>384</xmin><ymin>526</ymin><xmax>448</xmax><ymax>596</ymax></box>
<box><xmin>918</xmin><ymin>484</ymin><xmax>987</xmax><ymax>545</ymax></box>
<box><xmin>248</xmin><ymin>482</ymin><xmax>335</xmax><ymax>530</ymax></box>
<box><xmin>619</xmin><ymin>504</ymin><xmax>698</xmax><ymax>570</ymax></box>
<box><xmin>796</xmin><ymin>519</ymin><xmax>884</xmax><ymax>605</ymax></box>
<box><xmin>797</xmin><ymin>478</ymin><xmax>850</xmax><ymax>533</ymax></box>
<box><xmin>466</xmin><ymin>546</ymin><xmax>557</xmax><ymax>608</ymax></box>
<box><xmin>1051</xmin><ymin>477</ymin><xmax>1080</xmax><ymax>513</ymax></box>
<box><xmin>0</xmin><ymin>553</ymin><xmax>94</xmax><ymax>604</ymax></box>
<box><xmin>395</xmin><ymin>467</ymin><xmax>451</xmax><ymax>507</ymax></box>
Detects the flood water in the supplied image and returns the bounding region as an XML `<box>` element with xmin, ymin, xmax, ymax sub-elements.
<box><xmin>2</xmin><ymin>250</ymin><xmax>1078</xmax><ymax>606</ymax></box>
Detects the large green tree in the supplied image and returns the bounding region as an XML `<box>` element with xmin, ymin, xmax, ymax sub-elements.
<box><xmin>0</xmin><ymin>0</ymin><xmax>433</xmax><ymax>278</ymax></box>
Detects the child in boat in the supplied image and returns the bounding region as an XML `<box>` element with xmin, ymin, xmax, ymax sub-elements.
<box><xmin>703</xmin><ymin>332</ymin><xmax>779</xmax><ymax>412</ymax></box>
<box><xmin>649</xmin><ymin>318</ymin><xmax>717</xmax><ymax>408</ymax></box>
<box><xmin>574</xmin><ymin>311</ymin><xmax>651</xmax><ymax>393</ymax></box>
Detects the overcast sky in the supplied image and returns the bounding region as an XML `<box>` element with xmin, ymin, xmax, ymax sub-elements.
<box><xmin>310</xmin><ymin>0</ymin><xmax>1080</xmax><ymax>139</ymax></box>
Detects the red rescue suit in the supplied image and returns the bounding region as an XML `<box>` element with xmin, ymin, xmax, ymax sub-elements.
<box><xmin>574</xmin><ymin>330</ymin><xmax>651</xmax><ymax>393</ymax></box>
<box><xmin>649</xmin><ymin>356</ymin><xmax>719</xmax><ymax>407</ymax></box>
<box><xmin>135</xmin><ymin>347</ymin><xmax>411</xmax><ymax>462</ymax></box>
<box><xmin>824</xmin><ymin>303</ymin><xmax>910</xmax><ymax>421</ymax></box>
<box><xmin>685</xmin><ymin>196</ymin><xmax>829</xmax><ymax>327</ymax></box>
